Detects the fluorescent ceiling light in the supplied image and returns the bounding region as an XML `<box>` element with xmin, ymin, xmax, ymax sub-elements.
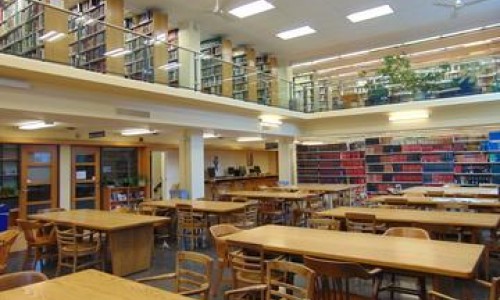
<box><xmin>301</xmin><ymin>141</ymin><xmax>324</xmax><ymax>146</ymax></box>
<box><xmin>389</xmin><ymin>110</ymin><xmax>429</xmax><ymax>122</ymax></box>
<box><xmin>121</xmin><ymin>128</ymin><xmax>158</xmax><ymax>136</ymax></box>
<box><xmin>229</xmin><ymin>0</ymin><xmax>275</xmax><ymax>18</ymax></box>
<box><xmin>237</xmin><ymin>136</ymin><xmax>264</xmax><ymax>142</ymax></box>
<box><xmin>18</xmin><ymin>121</ymin><xmax>56</xmax><ymax>130</ymax></box>
<box><xmin>104</xmin><ymin>48</ymin><xmax>131</xmax><ymax>57</ymax></box>
<box><xmin>347</xmin><ymin>5</ymin><xmax>394</xmax><ymax>23</ymax></box>
<box><xmin>259</xmin><ymin>115</ymin><xmax>282</xmax><ymax>128</ymax></box>
<box><xmin>276</xmin><ymin>26</ymin><xmax>316</xmax><ymax>40</ymax></box>
<box><xmin>39</xmin><ymin>31</ymin><xmax>66</xmax><ymax>42</ymax></box>
<box><xmin>463</xmin><ymin>39</ymin><xmax>492</xmax><ymax>47</ymax></box>
<box><xmin>158</xmin><ymin>62</ymin><xmax>181</xmax><ymax>70</ymax></box>
<box><xmin>203</xmin><ymin>131</ymin><xmax>221</xmax><ymax>139</ymax></box>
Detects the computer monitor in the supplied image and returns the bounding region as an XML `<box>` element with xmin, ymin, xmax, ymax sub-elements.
<box><xmin>207</xmin><ymin>167</ymin><xmax>216</xmax><ymax>178</ymax></box>
<box><xmin>239</xmin><ymin>166</ymin><xmax>247</xmax><ymax>177</ymax></box>
<box><xmin>253</xmin><ymin>166</ymin><xmax>261</xmax><ymax>174</ymax></box>
<box><xmin>228</xmin><ymin>167</ymin><xmax>235</xmax><ymax>175</ymax></box>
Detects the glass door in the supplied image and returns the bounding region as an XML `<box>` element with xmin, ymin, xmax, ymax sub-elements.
<box><xmin>20</xmin><ymin>145</ymin><xmax>58</xmax><ymax>218</ymax></box>
<box><xmin>72</xmin><ymin>147</ymin><xmax>100</xmax><ymax>209</ymax></box>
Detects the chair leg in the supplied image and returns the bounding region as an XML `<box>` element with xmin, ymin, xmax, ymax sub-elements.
<box><xmin>56</xmin><ymin>255</ymin><xmax>62</xmax><ymax>277</ymax></box>
<box><xmin>418</xmin><ymin>276</ymin><xmax>427</xmax><ymax>300</ymax></box>
<box><xmin>212</xmin><ymin>261</ymin><xmax>224</xmax><ymax>296</ymax></box>
<box><xmin>390</xmin><ymin>273</ymin><xmax>395</xmax><ymax>300</ymax></box>
<box><xmin>22</xmin><ymin>246</ymin><xmax>31</xmax><ymax>270</ymax></box>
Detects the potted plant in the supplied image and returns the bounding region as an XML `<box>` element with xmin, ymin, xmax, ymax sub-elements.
<box><xmin>360</xmin><ymin>71</ymin><xmax>389</xmax><ymax>106</ymax></box>
<box><xmin>416</xmin><ymin>63</ymin><xmax>450</xmax><ymax>100</ymax></box>
<box><xmin>377</xmin><ymin>55</ymin><xmax>419</xmax><ymax>103</ymax></box>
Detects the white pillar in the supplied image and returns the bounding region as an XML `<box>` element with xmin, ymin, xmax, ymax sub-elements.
<box><xmin>278</xmin><ymin>138</ymin><xmax>296</xmax><ymax>185</ymax></box>
<box><xmin>59</xmin><ymin>145</ymin><xmax>71</xmax><ymax>210</ymax></box>
<box><xmin>179</xmin><ymin>130</ymin><xmax>205</xmax><ymax>199</ymax></box>
<box><xmin>178</xmin><ymin>21</ymin><xmax>201</xmax><ymax>90</ymax></box>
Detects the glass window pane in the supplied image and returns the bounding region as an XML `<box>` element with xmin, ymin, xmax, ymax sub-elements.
<box><xmin>76</xmin><ymin>154</ymin><xmax>95</xmax><ymax>163</ymax></box>
<box><xmin>28</xmin><ymin>167</ymin><xmax>51</xmax><ymax>183</ymax></box>
<box><xmin>27</xmin><ymin>185</ymin><xmax>51</xmax><ymax>202</ymax></box>
<box><xmin>75</xmin><ymin>200</ymin><xmax>96</xmax><ymax>210</ymax></box>
<box><xmin>30</xmin><ymin>152</ymin><xmax>52</xmax><ymax>164</ymax></box>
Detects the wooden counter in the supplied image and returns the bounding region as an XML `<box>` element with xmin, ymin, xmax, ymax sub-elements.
<box><xmin>205</xmin><ymin>175</ymin><xmax>278</xmax><ymax>200</ymax></box>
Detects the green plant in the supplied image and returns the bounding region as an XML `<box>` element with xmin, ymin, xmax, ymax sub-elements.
<box><xmin>377</xmin><ymin>55</ymin><xmax>419</xmax><ymax>93</ymax></box>
<box><xmin>417</xmin><ymin>63</ymin><xmax>451</xmax><ymax>94</ymax></box>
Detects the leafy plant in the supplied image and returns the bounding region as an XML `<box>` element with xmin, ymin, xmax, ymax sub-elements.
<box><xmin>416</xmin><ymin>63</ymin><xmax>451</xmax><ymax>95</ymax></box>
<box><xmin>377</xmin><ymin>55</ymin><xmax>419</xmax><ymax>93</ymax></box>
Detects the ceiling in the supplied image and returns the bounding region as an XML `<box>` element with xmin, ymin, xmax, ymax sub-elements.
<box><xmin>124</xmin><ymin>0</ymin><xmax>500</xmax><ymax>64</ymax></box>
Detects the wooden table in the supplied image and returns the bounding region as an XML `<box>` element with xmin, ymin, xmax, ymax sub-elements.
<box><xmin>269</xmin><ymin>184</ymin><xmax>365</xmax><ymax>206</ymax></box>
<box><xmin>30</xmin><ymin>210</ymin><xmax>167</xmax><ymax>276</ymax></box>
<box><xmin>222</xmin><ymin>190</ymin><xmax>318</xmax><ymax>201</ymax></box>
<box><xmin>369</xmin><ymin>195</ymin><xmax>500</xmax><ymax>210</ymax></box>
<box><xmin>404</xmin><ymin>186</ymin><xmax>498</xmax><ymax>197</ymax></box>
<box><xmin>141</xmin><ymin>199</ymin><xmax>247</xmax><ymax>215</ymax></box>
<box><xmin>0</xmin><ymin>269</ymin><xmax>191</xmax><ymax>300</ymax></box>
<box><xmin>318</xmin><ymin>207</ymin><xmax>500</xmax><ymax>229</ymax></box>
<box><xmin>224</xmin><ymin>225</ymin><xmax>484</xmax><ymax>279</ymax></box>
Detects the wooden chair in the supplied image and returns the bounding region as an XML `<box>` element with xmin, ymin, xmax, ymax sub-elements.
<box><xmin>224</xmin><ymin>260</ymin><xmax>315</xmax><ymax>300</ymax></box>
<box><xmin>137</xmin><ymin>251</ymin><xmax>213</xmax><ymax>300</ymax></box>
<box><xmin>259</xmin><ymin>200</ymin><xmax>287</xmax><ymax>225</ymax></box>
<box><xmin>0</xmin><ymin>271</ymin><xmax>48</xmax><ymax>291</ymax></box>
<box><xmin>381</xmin><ymin>227</ymin><xmax>431</xmax><ymax>299</ymax></box>
<box><xmin>36</xmin><ymin>208</ymin><xmax>66</xmax><ymax>213</ymax></box>
<box><xmin>294</xmin><ymin>196</ymin><xmax>325</xmax><ymax>226</ymax></box>
<box><xmin>209</xmin><ymin>224</ymin><xmax>242</xmax><ymax>296</ymax></box>
<box><xmin>382</xmin><ymin>197</ymin><xmax>410</xmax><ymax>209</ymax></box>
<box><xmin>428</xmin><ymin>277</ymin><xmax>500</xmax><ymax>300</ymax></box>
<box><xmin>55</xmin><ymin>224</ymin><xmax>102</xmax><ymax>276</ymax></box>
<box><xmin>0</xmin><ymin>230</ymin><xmax>20</xmax><ymax>274</ymax></box>
<box><xmin>176</xmin><ymin>203</ymin><xmax>208</xmax><ymax>250</ymax></box>
<box><xmin>308</xmin><ymin>217</ymin><xmax>340</xmax><ymax>231</ymax></box>
<box><xmin>232</xmin><ymin>201</ymin><xmax>259</xmax><ymax>229</ymax></box>
<box><xmin>304</xmin><ymin>256</ymin><xmax>382</xmax><ymax>300</ymax></box>
<box><xmin>16</xmin><ymin>219</ymin><xmax>57</xmax><ymax>271</ymax></box>
<box><xmin>345</xmin><ymin>212</ymin><xmax>385</xmax><ymax>234</ymax></box>
<box><xmin>231</xmin><ymin>197</ymin><xmax>248</xmax><ymax>203</ymax></box>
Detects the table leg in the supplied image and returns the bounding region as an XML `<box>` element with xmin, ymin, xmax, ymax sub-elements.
<box><xmin>107</xmin><ymin>225</ymin><xmax>154</xmax><ymax>276</ymax></box>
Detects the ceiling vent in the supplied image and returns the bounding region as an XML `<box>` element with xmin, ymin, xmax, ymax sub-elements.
<box><xmin>116</xmin><ymin>108</ymin><xmax>151</xmax><ymax>119</ymax></box>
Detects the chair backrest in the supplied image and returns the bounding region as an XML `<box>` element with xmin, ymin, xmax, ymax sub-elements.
<box><xmin>209</xmin><ymin>224</ymin><xmax>242</xmax><ymax>260</ymax></box>
<box><xmin>436</xmin><ymin>203</ymin><xmax>469</xmax><ymax>212</ymax></box>
<box><xmin>36</xmin><ymin>208</ymin><xmax>66</xmax><ymax>214</ymax></box>
<box><xmin>383</xmin><ymin>227</ymin><xmax>431</xmax><ymax>240</ymax></box>
<box><xmin>176</xmin><ymin>203</ymin><xmax>195</xmax><ymax>227</ymax></box>
<box><xmin>0</xmin><ymin>271</ymin><xmax>48</xmax><ymax>291</ymax></box>
<box><xmin>174</xmin><ymin>251</ymin><xmax>213</xmax><ymax>298</ymax></box>
<box><xmin>304</xmin><ymin>256</ymin><xmax>375</xmax><ymax>300</ymax></box>
<box><xmin>243</xmin><ymin>203</ymin><xmax>259</xmax><ymax>225</ymax></box>
<box><xmin>345</xmin><ymin>212</ymin><xmax>377</xmax><ymax>233</ymax></box>
<box><xmin>308</xmin><ymin>218</ymin><xmax>340</xmax><ymax>231</ymax></box>
<box><xmin>266</xmin><ymin>260</ymin><xmax>315</xmax><ymax>300</ymax></box>
<box><xmin>384</xmin><ymin>197</ymin><xmax>409</xmax><ymax>207</ymax></box>
<box><xmin>231</xmin><ymin>197</ymin><xmax>248</xmax><ymax>203</ymax></box>
<box><xmin>0</xmin><ymin>230</ymin><xmax>20</xmax><ymax>273</ymax></box>
<box><xmin>55</xmin><ymin>224</ymin><xmax>100</xmax><ymax>254</ymax></box>
<box><xmin>16</xmin><ymin>219</ymin><xmax>44</xmax><ymax>244</ymax></box>
<box><xmin>228</xmin><ymin>242</ymin><xmax>267</xmax><ymax>287</ymax></box>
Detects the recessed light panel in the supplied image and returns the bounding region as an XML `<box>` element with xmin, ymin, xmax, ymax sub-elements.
<box><xmin>347</xmin><ymin>5</ymin><xmax>394</xmax><ymax>23</ymax></box>
<box><xmin>229</xmin><ymin>0</ymin><xmax>275</xmax><ymax>18</ymax></box>
<box><xmin>276</xmin><ymin>26</ymin><xmax>316</xmax><ymax>40</ymax></box>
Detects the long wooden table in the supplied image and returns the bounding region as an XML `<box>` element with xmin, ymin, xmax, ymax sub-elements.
<box><xmin>268</xmin><ymin>184</ymin><xmax>364</xmax><ymax>206</ymax></box>
<box><xmin>222</xmin><ymin>190</ymin><xmax>318</xmax><ymax>201</ymax></box>
<box><xmin>30</xmin><ymin>210</ymin><xmax>167</xmax><ymax>276</ymax></box>
<box><xmin>141</xmin><ymin>199</ymin><xmax>247</xmax><ymax>215</ymax></box>
<box><xmin>0</xmin><ymin>269</ymin><xmax>191</xmax><ymax>300</ymax></box>
<box><xmin>224</xmin><ymin>225</ymin><xmax>484</xmax><ymax>279</ymax></box>
<box><xmin>318</xmin><ymin>207</ymin><xmax>500</xmax><ymax>229</ymax></box>
<box><xmin>404</xmin><ymin>186</ymin><xmax>498</xmax><ymax>197</ymax></box>
<box><xmin>369</xmin><ymin>195</ymin><xmax>500</xmax><ymax>210</ymax></box>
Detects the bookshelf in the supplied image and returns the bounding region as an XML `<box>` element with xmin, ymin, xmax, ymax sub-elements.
<box><xmin>124</xmin><ymin>10</ymin><xmax>169</xmax><ymax>83</ymax></box>
<box><xmin>68</xmin><ymin>0</ymin><xmax>124</xmax><ymax>74</ymax></box>
<box><xmin>0</xmin><ymin>144</ymin><xmax>20</xmax><ymax>213</ymax></box>
<box><xmin>317</xmin><ymin>79</ymin><xmax>331</xmax><ymax>111</ymax></box>
<box><xmin>232</xmin><ymin>46</ymin><xmax>257</xmax><ymax>101</ymax></box>
<box><xmin>487</xmin><ymin>131</ymin><xmax>500</xmax><ymax>184</ymax></box>
<box><xmin>297</xmin><ymin>143</ymin><xmax>366</xmax><ymax>185</ymax></box>
<box><xmin>200</xmin><ymin>37</ymin><xmax>232</xmax><ymax>97</ymax></box>
<box><xmin>0</xmin><ymin>0</ymin><xmax>68</xmax><ymax>63</ymax></box>
<box><xmin>102</xmin><ymin>186</ymin><xmax>145</xmax><ymax>210</ymax></box>
<box><xmin>293</xmin><ymin>73</ymin><xmax>315</xmax><ymax>112</ymax></box>
<box><xmin>167</xmin><ymin>28</ymin><xmax>179</xmax><ymax>87</ymax></box>
<box><xmin>72</xmin><ymin>146</ymin><xmax>100</xmax><ymax>209</ymax></box>
<box><xmin>256</xmin><ymin>54</ymin><xmax>278</xmax><ymax>105</ymax></box>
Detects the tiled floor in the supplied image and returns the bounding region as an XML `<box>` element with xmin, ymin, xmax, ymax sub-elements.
<box><xmin>5</xmin><ymin>238</ymin><xmax>497</xmax><ymax>299</ymax></box>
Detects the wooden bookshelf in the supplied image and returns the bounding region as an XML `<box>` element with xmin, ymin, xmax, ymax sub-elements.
<box><xmin>293</xmin><ymin>73</ymin><xmax>315</xmax><ymax>112</ymax></box>
<box><xmin>68</xmin><ymin>0</ymin><xmax>124</xmax><ymax>74</ymax></box>
<box><xmin>72</xmin><ymin>146</ymin><xmax>100</xmax><ymax>209</ymax></box>
<box><xmin>256</xmin><ymin>54</ymin><xmax>278</xmax><ymax>105</ymax></box>
<box><xmin>0</xmin><ymin>144</ymin><xmax>20</xmax><ymax>216</ymax></box>
<box><xmin>0</xmin><ymin>0</ymin><xmax>68</xmax><ymax>63</ymax></box>
<box><xmin>200</xmin><ymin>37</ymin><xmax>232</xmax><ymax>97</ymax></box>
<box><xmin>232</xmin><ymin>46</ymin><xmax>256</xmax><ymax>101</ymax></box>
<box><xmin>102</xmin><ymin>186</ymin><xmax>146</xmax><ymax>210</ymax></box>
<box><xmin>167</xmin><ymin>28</ymin><xmax>179</xmax><ymax>87</ymax></box>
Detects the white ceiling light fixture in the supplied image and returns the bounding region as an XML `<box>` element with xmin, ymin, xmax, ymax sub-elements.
<box><xmin>389</xmin><ymin>110</ymin><xmax>430</xmax><ymax>122</ymax></box>
<box><xmin>120</xmin><ymin>128</ymin><xmax>158</xmax><ymax>136</ymax></box>
<box><xmin>276</xmin><ymin>26</ymin><xmax>316</xmax><ymax>40</ymax></box>
<box><xmin>237</xmin><ymin>136</ymin><xmax>264</xmax><ymax>142</ymax></box>
<box><xmin>104</xmin><ymin>48</ymin><xmax>131</xmax><ymax>57</ymax></box>
<box><xmin>39</xmin><ymin>31</ymin><xmax>66</xmax><ymax>42</ymax></box>
<box><xmin>203</xmin><ymin>131</ymin><xmax>221</xmax><ymax>139</ymax></box>
<box><xmin>18</xmin><ymin>121</ymin><xmax>56</xmax><ymax>130</ymax></box>
<box><xmin>301</xmin><ymin>141</ymin><xmax>325</xmax><ymax>146</ymax></box>
<box><xmin>228</xmin><ymin>0</ymin><xmax>275</xmax><ymax>18</ymax></box>
<box><xmin>347</xmin><ymin>5</ymin><xmax>394</xmax><ymax>23</ymax></box>
<box><xmin>259</xmin><ymin>115</ymin><xmax>283</xmax><ymax>128</ymax></box>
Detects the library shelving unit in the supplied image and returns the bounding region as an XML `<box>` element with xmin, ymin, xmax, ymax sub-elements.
<box><xmin>167</xmin><ymin>28</ymin><xmax>179</xmax><ymax>87</ymax></box>
<box><xmin>68</xmin><ymin>0</ymin><xmax>124</xmax><ymax>74</ymax></box>
<box><xmin>72</xmin><ymin>147</ymin><xmax>100</xmax><ymax>209</ymax></box>
<box><xmin>256</xmin><ymin>54</ymin><xmax>278</xmax><ymax>105</ymax></box>
<box><xmin>0</xmin><ymin>0</ymin><xmax>68</xmax><ymax>63</ymax></box>
<box><xmin>453</xmin><ymin>135</ymin><xmax>493</xmax><ymax>186</ymax></box>
<box><xmin>102</xmin><ymin>186</ymin><xmax>146</xmax><ymax>210</ymax></box>
<box><xmin>0</xmin><ymin>144</ymin><xmax>20</xmax><ymax>215</ymax></box>
<box><xmin>293</xmin><ymin>73</ymin><xmax>315</xmax><ymax>112</ymax></box>
<box><xmin>297</xmin><ymin>143</ymin><xmax>366</xmax><ymax>185</ymax></box>
<box><xmin>200</xmin><ymin>37</ymin><xmax>232</xmax><ymax>97</ymax></box>
<box><xmin>487</xmin><ymin>132</ymin><xmax>500</xmax><ymax>184</ymax></box>
<box><xmin>232</xmin><ymin>46</ymin><xmax>257</xmax><ymax>101</ymax></box>
<box><xmin>124</xmin><ymin>10</ymin><xmax>169</xmax><ymax>83</ymax></box>
<box><xmin>317</xmin><ymin>79</ymin><xmax>331</xmax><ymax>111</ymax></box>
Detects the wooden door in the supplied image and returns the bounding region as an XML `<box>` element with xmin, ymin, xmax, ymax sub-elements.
<box><xmin>20</xmin><ymin>145</ymin><xmax>58</xmax><ymax>218</ymax></box>
<box><xmin>72</xmin><ymin>147</ymin><xmax>101</xmax><ymax>210</ymax></box>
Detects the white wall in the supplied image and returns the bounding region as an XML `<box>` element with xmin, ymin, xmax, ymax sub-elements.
<box><xmin>165</xmin><ymin>149</ymin><xmax>180</xmax><ymax>199</ymax></box>
<box><xmin>204</xmin><ymin>150</ymin><xmax>278</xmax><ymax>175</ymax></box>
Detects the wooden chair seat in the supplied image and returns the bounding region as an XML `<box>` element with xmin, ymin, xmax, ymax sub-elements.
<box><xmin>0</xmin><ymin>230</ymin><xmax>20</xmax><ymax>274</ymax></box>
<box><xmin>61</xmin><ymin>242</ymin><xmax>100</xmax><ymax>256</ymax></box>
<box><xmin>0</xmin><ymin>271</ymin><xmax>48</xmax><ymax>291</ymax></box>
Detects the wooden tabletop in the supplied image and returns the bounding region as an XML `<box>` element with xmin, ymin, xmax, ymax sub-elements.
<box><xmin>30</xmin><ymin>209</ymin><xmax>168</xmax><ymax>231</ymax></box>
<box><xmin>318</xmin><ymin>207</ymin><xmax>500</xmax><ymax>229</ymax></box>
<box><xmin>224</xmin><ymin>225</ymin><xmax>484</xmax><ymax>279</ymax></box>
<box><xmin>222</xmin><ymin>190</ymin><xmax>318</xmax><ymax>200</ymax></box>
<box><xmin>404</xmin><ymin>186</ymin><xmax>498</xmax><ymax>196</ymax></box>
<box><xmin>141</xmin><ymin>199</ymin><xmax>247</xmax><ymax>214</ymax></box>
<box><xmin>268</xmin><ymin>184</ymin><xmax>363</xmax><ymax>193</ymax></box>
<box><xmin>369</xmin><ymin>195</ymin><xmax>500</xmax><ymax>208</ymax></box>
<box><xmin>0</xmin><ymin>269</ymin><xmax>191</xmax><ymax>300</ymax></box>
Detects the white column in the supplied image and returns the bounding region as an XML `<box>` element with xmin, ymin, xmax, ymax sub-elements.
<box><xmin>178</xmin><ymin>21</ymin><xmax>201</xmax><ymax>90</ymax></box>
<box><xmin>278</xmin><ymin>63</ymin><xmax>293</xmax><ymax>109</ymax></box>
<box><xmin>278</xmin><ymin>138</ymin><xmax>296</xmax><ymax>185</ymax></box>
<box><xmin>59</xmin><ymin>145</ymin><xmax>71</xmax><ymax>210</ymax></box>
<box><xmin>179</xmin><ymin>130</ymin><xmax>205</xmax><ymax>199</ymax></box>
